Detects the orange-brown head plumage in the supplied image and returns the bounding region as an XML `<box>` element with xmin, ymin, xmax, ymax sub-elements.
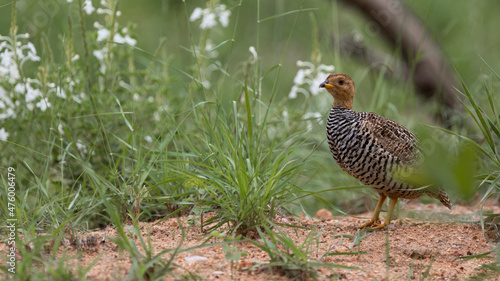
<box><xmin>319</xmin><ymin>73</ymin><xmax>355</xmax><ymax>109</ymax></box>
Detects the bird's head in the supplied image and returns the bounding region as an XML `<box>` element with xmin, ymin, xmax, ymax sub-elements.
<box><xmin>319</xmin><ymin>73</ymin><xmax>355</xmax><ymax>109</ymax></box>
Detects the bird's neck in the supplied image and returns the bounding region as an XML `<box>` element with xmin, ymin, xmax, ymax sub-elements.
<box><xmin>333</xmin><ymin>99</ymin><xmax>353</xmax><ymax>110</ymax></box>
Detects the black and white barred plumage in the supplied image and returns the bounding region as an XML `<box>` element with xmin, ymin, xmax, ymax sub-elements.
<box><xmin>326</xmin><ymin>105</ymin><xmax>451</xmax><ymax>208</ymax></box>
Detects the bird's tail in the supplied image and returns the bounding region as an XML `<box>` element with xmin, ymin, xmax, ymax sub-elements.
<box><xmin>427</xmin><ymin>190</ymin><xmax>452</xmax><ymax>209</ymax></box>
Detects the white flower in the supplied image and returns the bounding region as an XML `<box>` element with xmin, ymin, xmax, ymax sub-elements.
<box><xmin>0</xmin><ymin>32</ymin><xmax>41</xmax><ymax>85</ymax></box>
<box><xmin>96</xmin><ymin>28</ymin><xmax>111</xmax><ymax>42</ymax></box>
<box><xmin>218</xmin><ymin>10</ymin><xmax>231</xmax><ymax>27</ymax></box>
<box><xmin>113</xmin><ymin>33</ymin><xmax>124</xmax><ymax>43</ymax></box>
<box><xmin>296</xmin><ymin>60</ymin><xmax>313</xmax><ymax>68</ymax></box>
<box><xmin>113</xmin><ymin>33</ymin><xmax>136</xmax><ymax>46</ymax></box>
<box><xmin>293</xmin><ymin>69</ymin><xmax>306</xmax><ymax>85</ymax></box>
<box><xmin>317</xmin><ymin>64</ymin><xmax>335</xmax><ymax>73</ymax></box>
<box><xmin>288</xmin><ymin>85</ymin><xmax>308</xmax><ymax>99</ymax></box>
<box><xmin>0</xmin><ymin>86</ymin><xmax>12</xmax><ymax>105</ymax></box>
<box><xmin>56</xmin><ymin>86</ymin><xmax>66</xmax><ymax>99</ymax></box>
<box><xmin>36</xmin><ymin>97</ymin><xmax>51</xmax><ymax>111</ymax></box>
<box><xmin>83</xmin><ymin>0</ymin><xmax>95</xmax><ymax>15</ymax></box>
<box><xmin>202</xmin><ymin>80</ymin><xmax>211</xmax><ymax>89</ymax></box>
<box><xmin>93</xmin><ymin>46</ymin><xmax>110</xmax><ymax>64</ymax></box>
<box><xmin>144</xmin><ymin>136</ymin><xmax>153</xmax><ymax>143</ymax></box>
<box><xmin>35</xmin><ymin>98</ymin><xmax>51</xmax><ymax>111</ymax></box>
<box><xmin>214</xmin><ymin>5</ymin><xmax>230</xmax><ymax>27</ymax></box>
<box><xmin>22</xmin><ymin>42</ymin><xmax>40</xmax><ymax>62</ymax></box>
<box><xmin>0</xmin><ymin>50</ymin><xmax>20</xmax><ymax>83</ymax></box>
<box><xmin>97</xmin><ymin>7</ymin><xmax>113</xmax><ymax>15</ymax></box>
<box><xmin>290</xmin><ymin>60</ymin><xmax>335</xmax><ymax>98</ymax></box>
<box><xmin>92</xmin><ymin>46</ymin><xmax>109</xmax><ymax>74</ymax></box>
<box><xmin>288</xmin><ymin>85</ymin><xmax>299</xmax><ymax>99</ymax></box>
<box><xmin>0</xmin><ymin>128</ymin><xmax>9</xmax><ymax>141</ymax></box>
<box><xmin>14</xmin><ymin>83</ymin><xmax>25</xmax><ymax>93</ymax></box>
<box><xmin>25</xmin><ymin>84</ymin><xmax>42</xmax><ymax>103</ymax></box>
<box><xmin>75</xmin><ymin>140</ymin><xmax>88</xmax><ymax>154</ymax></box>
<box><xmin>0</xmin><ymin>108</ymin><xmax>15</xmax><ymax>120</ymax></box>
<box><xmin>93</xmin><ymin>49</ymin><xmax>105</xmax><ymax>61</ymax></box>
<box><xmin>190</xmin><ymin>7</ymin><xmax>203</xmax><ymax>22</ymax></box>
<box><xmin>309</xmin><ymin>72</ymin><xmax>328</xmax><ymax>96</ymax></box>
<box><xmin>190</xmin><ymin>4</ymin><xmax>231</xmax><ymax>30</ymax></box>
<box><xmin>36</xmin><ymin>97</ymin><xmax>50</xmax><ymax>111</ymax></box>
<box><xmin>200</xmin><ymin>12</ymin><xmax>217</xmax><ymax>29</ymax></box>
<box><xmin>249</xmin><ymin>46</ymin><xmax>257</xmax><ymax>63</ymax></box>
<box><xmin>58</xmin><ymin>124</ymin><xmax>64</xmax><ymax>135</ymax></box>
<box><xmin>124</xmin><ymin>35</ymin><xmax>136</xmax><ymax>46</ymax></box>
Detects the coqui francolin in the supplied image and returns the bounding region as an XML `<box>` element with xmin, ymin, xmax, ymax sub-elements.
<box><xmin>319</xmin><ymin>73</ymin><xmax>452</xmax><ymax>230</ymax></box>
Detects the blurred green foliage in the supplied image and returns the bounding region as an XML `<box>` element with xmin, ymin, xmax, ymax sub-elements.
<box><xmin>2</xmin><ymin>0</ymin><xmax>500</xmax><ymax>85</ymax></box>
<box><xmin>0</xmin><ymin>0</ymin><xmax>498</xmax><ymax>224</ymax></box>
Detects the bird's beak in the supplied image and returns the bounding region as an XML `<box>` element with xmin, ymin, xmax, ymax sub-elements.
<box><xmin>319</xmin><ymin>81</ymin><xmax>334</xmax><ymax>89</ymax></box>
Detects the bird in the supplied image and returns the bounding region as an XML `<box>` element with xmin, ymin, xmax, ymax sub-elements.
<box><xmin>319</xmin><ymin>73</ymin><xmax>452</xmax><ymax>230</ymax></box>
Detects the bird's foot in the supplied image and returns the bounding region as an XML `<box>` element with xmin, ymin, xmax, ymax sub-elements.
<box><xmin>369</xmin><ymin>221</ymin><xmax>389</xmax><ymax>230</ymax></box>
<box><xmin>357</xmin><ymin>218</ymin><xmax>382</xmax><ymax>229</ymax></box>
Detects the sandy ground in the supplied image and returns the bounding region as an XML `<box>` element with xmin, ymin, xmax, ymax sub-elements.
<box><xmin>2</xmin><ymin>200</ymin><xmax>500</xmax><ymax>280</ymax></box>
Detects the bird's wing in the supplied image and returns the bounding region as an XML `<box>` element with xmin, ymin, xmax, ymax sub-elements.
<box><xmin>362</xmin><ymin>112</ymin><xmax>419</xmax><ymax>164</ymax></box>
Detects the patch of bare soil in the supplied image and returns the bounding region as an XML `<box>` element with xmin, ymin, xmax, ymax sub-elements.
<box><xmin>3</xmin><ymin>201</ymin><xmax>500</xmax><ymax>280</ymax></box>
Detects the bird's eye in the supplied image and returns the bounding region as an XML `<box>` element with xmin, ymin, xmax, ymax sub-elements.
<box><xmin>338</xmin><ymin>80</ymin><xmax>344</xmax><ymax>85</ymax></box>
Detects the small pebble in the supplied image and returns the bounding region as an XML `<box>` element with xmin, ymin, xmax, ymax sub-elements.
<box><xmin>185</xmin><ymin>256</ymin><xmax>208</xmax><ymax>262</ymax></box>
<box><xmin>281</xmin><ymin>218</ymin><xmax>291</xmax><ymax>224</ymax></box>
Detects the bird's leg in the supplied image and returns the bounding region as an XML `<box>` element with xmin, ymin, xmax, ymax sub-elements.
<box><xmin>358</xmin><ymin>195</ymin><xmax>386</xmax><ymax>229</ymax></box>
<box><xmin>370</xmin><ymin>197</ymin><xmax>398</xmax><ymax>230</ymax></box>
